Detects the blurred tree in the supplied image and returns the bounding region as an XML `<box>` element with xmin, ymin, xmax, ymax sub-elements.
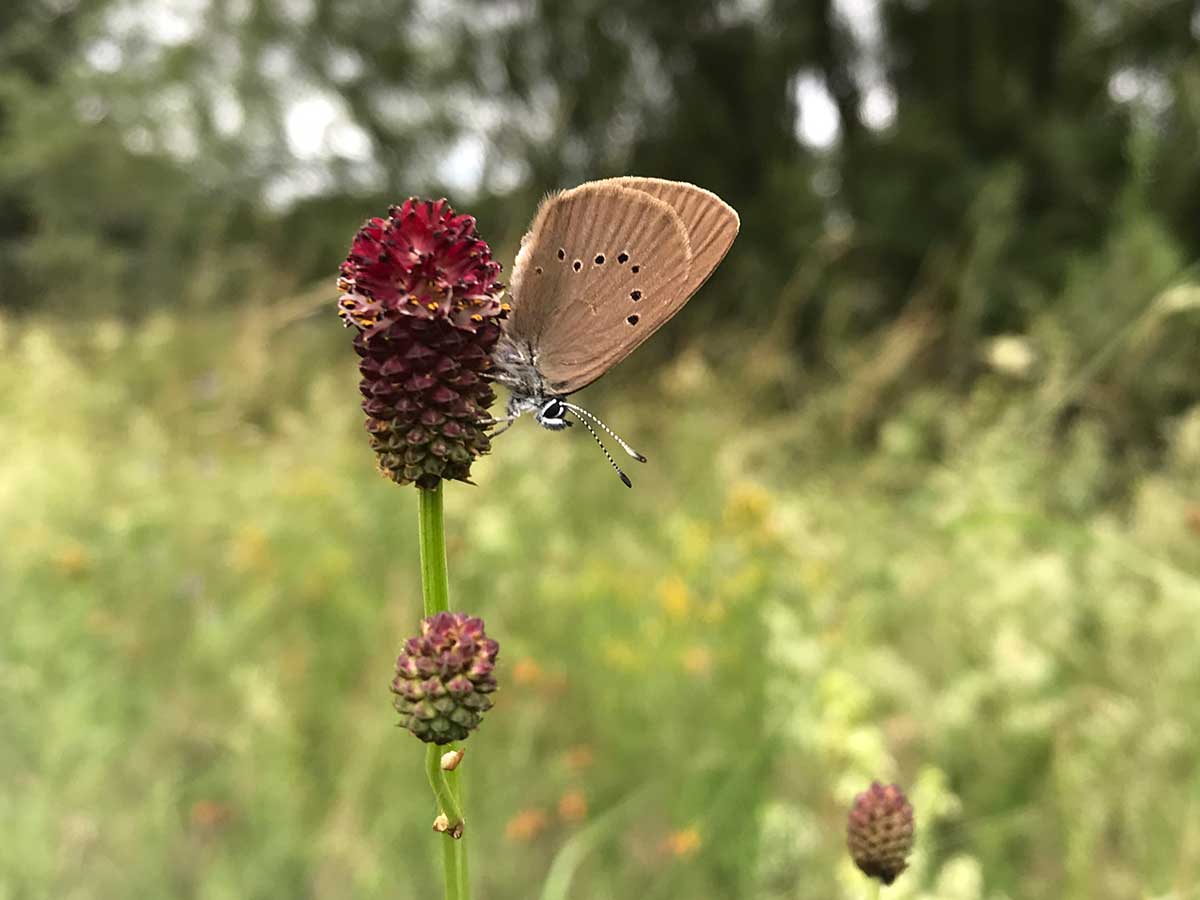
<box><xmin>0</xmin><ymin>0</ymin><xmax>110</xmax><ymax>311</ymax></box>
<box><xmin>1</xmin><ymin>0</ymin><xmax>1196</xmax><ymax>438</ymax></box>
<box><xmin>0</xmin><ymin>0</ymin><xmax>281</xmax><ymax>314</ymax></box>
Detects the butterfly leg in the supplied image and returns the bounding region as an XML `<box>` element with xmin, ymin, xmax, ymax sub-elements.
<box><xmin>483</xmin><ymin>413</ymin><xmax>518</xmax><ymax>438</ymax></box>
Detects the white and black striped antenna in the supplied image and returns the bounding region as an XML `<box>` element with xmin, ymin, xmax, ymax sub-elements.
<box><xmin>563</xmin><ymin>402</ymin><xmax>647</xmax><ymax>463</ymax></box>
<box><xmin>572</xmin><ymin>415</ymin><xmax>634</xmax><ymax>488</ymax></box>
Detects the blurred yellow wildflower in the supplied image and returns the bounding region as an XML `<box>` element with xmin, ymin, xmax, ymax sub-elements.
<box><xmin>663</xmin><ymin>826</ymin><xmax>702</xmax><ymax>858</ymax></box>
<box><xmin>658</xmin><ymin>576</ymin><xmax>692</xmax><ymax>621</ymax></box>
<box><xmin>505</xmin><ymin>808</ymin><xmax>548</xmax><ymax>843</ymax></box>
<box><xmin>557</xmin><ymin>790</ymin><xmax>587</xmax><ymax>823</ymax></box>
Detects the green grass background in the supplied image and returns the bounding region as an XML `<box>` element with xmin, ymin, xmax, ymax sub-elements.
<box><xmin>2</xmin><ymin>305</ymin><xmax>1199</xmax><ymax>900</ymax></box>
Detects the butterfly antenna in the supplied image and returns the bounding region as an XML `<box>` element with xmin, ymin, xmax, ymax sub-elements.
<box><xmin>573</xmin><ymin>415</ymin><xmax>633</xmax><ymax>488</ymax></box>
<box><xmin>563</xmin><ymin>403</ymin><xmax>647</xmax><ymax>463</ymax></box>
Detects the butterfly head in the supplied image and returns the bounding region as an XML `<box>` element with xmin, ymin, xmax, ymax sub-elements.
<box><xmin>534</xmin><ymin>398</ymin><xmax>571</xmax><ymax>431</ymax></box>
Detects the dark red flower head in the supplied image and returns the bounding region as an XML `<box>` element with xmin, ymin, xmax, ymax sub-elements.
<box><xmin>337</xmin><ymin>199</ymin><xmax>508</xmax><ymax>488</ymax></box>
<box><xmin>338</xmin><ymin>198</ymin><xmax>506</xmax><ymax>334</ymax></box>
<box><xmin>847</xmin><ymin>781</ymin><xmax>915</xmax><ymax>886</ymax></box>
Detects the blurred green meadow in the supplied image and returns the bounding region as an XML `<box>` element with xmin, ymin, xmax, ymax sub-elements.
<box><xmin>3</xmin><ymin>295</ymin><xmax>1200</xmax><ymax>900</ymax></box>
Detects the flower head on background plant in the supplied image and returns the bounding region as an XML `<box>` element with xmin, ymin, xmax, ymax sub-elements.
<box><xmin>337</xmin><ymin>198</ymin><xmax>507</xmax><ymax>489</ymax></box>
<box><xmin>392</xmin><ymin>612</ymin><xmax>499</xmax><ymax>744</ymax></box>
<box><xmin>846</xmin><ymin>781</ymin><xmax>915</xmax><ymax>886</ymax></box>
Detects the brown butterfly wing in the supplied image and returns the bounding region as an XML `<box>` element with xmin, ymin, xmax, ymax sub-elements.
<box><xmin>597</xmin><ymin>177</ymin><xmax>740</xmax><ymax>300</ymax></box>
<box><xmin>507</xmin><ymin>182</ymin><xmax>693</xmax><ymax>395</ymax></box>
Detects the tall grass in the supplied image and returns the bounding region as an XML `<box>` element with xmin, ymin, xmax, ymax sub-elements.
<box><xmin>1</xmin><ymin>305</ymin><xmax>1198</xmax><ymax>899</ymax></box>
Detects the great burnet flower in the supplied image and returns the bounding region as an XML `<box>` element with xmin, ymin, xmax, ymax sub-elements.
<box><xmin>391</xmin><ymin>612</ymin><xmax>499</xmax><ymax>744</ymax></box>
<box><xmin>846</xmin><ymin>781</ymin><xmax>915</xmax><ymax>886</ymax></box>
<box><xmin>338</xmin><ymin>199</ymin><xmax>507</xmax><ymax>488</ymax></box>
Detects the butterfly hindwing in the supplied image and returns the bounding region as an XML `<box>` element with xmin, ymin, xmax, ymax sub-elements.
<box><xmin>597</xmin><ymin>177</ymin><xmax>740</xmax><ymax>302</ymax></box>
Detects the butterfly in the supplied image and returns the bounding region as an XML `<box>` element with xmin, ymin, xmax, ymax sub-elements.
<box><xmin>490</xmin><ymin>177</ymin><xmax>739</xmax><ymax>486</ymax></box>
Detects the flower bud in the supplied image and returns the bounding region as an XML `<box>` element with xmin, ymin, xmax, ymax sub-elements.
<box><xmin>391</xmin><ymin>612</ymin><xmax>499</xmax><ymax>744</ymax></box>
<box><xmin>440</xmin><ymin>748</ymin><xmax>466</xmax><ymax>771</ymax></box>
<box><xmin>847</xmin><ymin>781</ymin><xmax>915</xmax><ymax>886</ymax></box>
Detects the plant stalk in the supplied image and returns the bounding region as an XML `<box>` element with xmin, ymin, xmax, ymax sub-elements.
<box><xmin>418</xmin><ymin>484</ymin><xmax>451</xmax><ymax>615</ymax></box>
<box><xmin>417</xmin><ymin>485</ymin><xmax>469</xmax><ymax>900</ymax></box>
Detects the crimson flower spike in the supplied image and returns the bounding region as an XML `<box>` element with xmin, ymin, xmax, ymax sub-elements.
<box><xmin>337</xmin><ymin>198</ymin><xmax>508</xmax><ymax>488</ymax></box>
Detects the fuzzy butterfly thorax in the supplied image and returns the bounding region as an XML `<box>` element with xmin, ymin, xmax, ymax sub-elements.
<box><xmin>491</xmin><ymin>331</ymin><xmax>553</xmax><ymax>418</ymax></box>
<box><xmin>489</xmin><ymin>177</ymin><xmax>739</xmax><ymax>486</ymax></box>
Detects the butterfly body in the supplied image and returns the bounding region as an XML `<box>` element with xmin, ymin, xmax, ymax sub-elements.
<box><xmin>492</xmin><ymin>177</ymin><xmax>739</xmax><ymax>483</ymax></box>
<box><xmin>491</xmin><ymin>333</ymin><xmax>569</xmax><ymax>428</ymax></box>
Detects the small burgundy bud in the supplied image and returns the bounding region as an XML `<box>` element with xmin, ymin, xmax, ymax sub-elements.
<box><xmin>847</xmin><ymin>781</ymin><xmax>915</xmax><ymax>886</ymax></box>
<box><xmin>391</xmin><ymin>613</ymin><xmax>499</xmax><ymax>744</ymax></box>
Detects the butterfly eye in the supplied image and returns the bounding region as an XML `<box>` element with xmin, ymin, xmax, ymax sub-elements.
<box><xmin>626</xmin><ymin>314</ymin><xmax>639</xmax><ymax>325</ymax></box>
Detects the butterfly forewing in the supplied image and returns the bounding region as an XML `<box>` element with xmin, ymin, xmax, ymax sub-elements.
<box><xmin>508</xmin><ymin>183</ymin><xmax>693</xmax><ymax>394</ymax></box>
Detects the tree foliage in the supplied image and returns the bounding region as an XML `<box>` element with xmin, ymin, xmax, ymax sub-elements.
<box><xmin>1</xmin><ymin>0</ymin><xmax>1196</xmax><ymax>440</ymax></box>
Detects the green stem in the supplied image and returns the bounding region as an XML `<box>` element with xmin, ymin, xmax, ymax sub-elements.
<box><xmin>425</xmin><ymin>743</ymin><xmax>464</xmax><ymax>826</ymax></box>
<box><xmin>418</xmin><ymin>485</ymin><xmax>450</xmax><ymax>615</ymax></box>
<box><xmin>448</xmin><ymin>767</ymin><xmax>469</xmax><ymax>890</ymax></box>
<box><xmin>417</xmin><ymin>485</ymin><xmax>469</xmax><ymax>900</ymax></box>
